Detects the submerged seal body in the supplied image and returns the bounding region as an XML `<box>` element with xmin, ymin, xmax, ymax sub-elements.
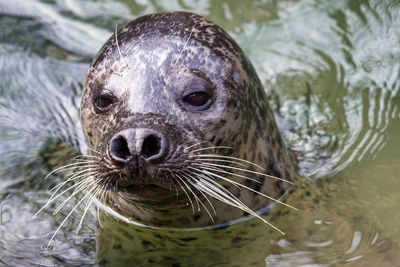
<box><xmin>80</xmin><ymin>11</ymin><xmax>296</xmax><ymax>228</ymax></box>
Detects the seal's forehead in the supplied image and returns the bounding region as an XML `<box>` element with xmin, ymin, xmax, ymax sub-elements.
<box><xmin>92</xmin><ymin>12</ymin><xmax>245</xmax><ymax>69</ymax></box>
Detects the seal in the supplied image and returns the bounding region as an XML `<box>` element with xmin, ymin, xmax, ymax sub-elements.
<box><xmin>80</xmin><ymin>11</ymin><xmax>297</xmax><ymax>230</ymax></box>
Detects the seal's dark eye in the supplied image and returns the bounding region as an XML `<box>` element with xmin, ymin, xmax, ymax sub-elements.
<box><xmin>94</xmin><ymin>95</ymin><xmax>114</xmax><ymax>112</ymax></box>
<box><xmin>183</xmin><ymin>92</ymin><xmax>211</xmax><ymax>108</ymax></box>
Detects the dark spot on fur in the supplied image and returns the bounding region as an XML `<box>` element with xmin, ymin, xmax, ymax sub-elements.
<box><xmin>210</xmin><ymin>135</ymin><xmax>215</xmax><ymax>143</ymax></box>
<box><xmin>232</xmin><ymin>237</ymin><xmax>242</xmax><ymax>243</ymax></box>
<box><xmin>215</xmin><ymin>138</ymin><xmax>222</xmax><ymax>146</ymax></box>
<box><xmin>99</xmin><ymin>259</ymin><xmax>108</xmax><ymax>265</ymax></box>
<box><xmin>277</xmin><ymin>151</ymin><xmax>282</xmax><ymax>162</ymax></box>
<box><xmin>193</xmin><ymin>213</ymin><xmax>201</xmax><ymax>221</ymax></box>
<box><xmin>275</xmin><ymin>209</ymin><xmax>282</xmax><ymax>217</ymax></box>
<box><xmin>285</xmin><ymin>169</ymin><xmax>291</xmax><ymax>180</ymax></box>
<box><xmin>181</xmin><ymin>237</ymin><xmax>197</xmax><ymax>242</ymax></box>
<box><xmin>112</xmin><ymin>243</ymin><xmax>122</xmax><ymax>250</ymax></box>
<box><xmin>141</xmin><ymin>240</ymin><xmax>154</xmax><ymax>249</ymax></box>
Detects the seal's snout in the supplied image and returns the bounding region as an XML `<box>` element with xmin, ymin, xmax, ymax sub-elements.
<box><xmin>109</xmin><ymin>128</ymin><xmax>167</xmax><ymax>167</ymax></box>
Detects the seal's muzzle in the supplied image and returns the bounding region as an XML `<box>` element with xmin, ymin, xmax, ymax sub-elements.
<box><xmin>109</xmin><ymin>128</ymin><xmax>167</xmax><ymax>178</ymax></box>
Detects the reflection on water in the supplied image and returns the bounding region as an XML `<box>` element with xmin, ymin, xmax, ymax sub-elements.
<box><xmin>0</xmin><ymin>0</ymin><xmax>399</xmax><ymax>265</ymax></box>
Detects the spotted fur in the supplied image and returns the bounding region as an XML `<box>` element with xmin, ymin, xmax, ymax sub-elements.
<box><xmin>80</xmin><ymin>12</ymin><xmax>297</xmax><ymax>228</ymax></box>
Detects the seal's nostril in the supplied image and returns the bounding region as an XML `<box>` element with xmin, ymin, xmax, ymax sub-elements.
<box><xmin>141</xmin><ymin>134</ymin><xmax>161</xmax><ymax>158</ymax></box>
<box><xmin>110</xmin><ymin>135</ymin><xmax>131</xmax><ymax>162</ymax></box>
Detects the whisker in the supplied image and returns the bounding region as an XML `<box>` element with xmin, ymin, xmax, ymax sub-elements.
<box><xmin>48</xmin><ymin>170</ymin><xmax>101</xmax><ymax>205</ymax></box>
<box><xmin>191</xmin><ymin>164</ymin><xmax>260</xmax><ymax>185</ymax></box>
<box><xmin>95</xmin><ymin>187</ymin><xmax>109</xmax><ymax>229</ymax></box>
<box><xmin>53</xmin><ymin>178</ymin><xmax>94</xmax><ymax>214</ymax></box>
<box><xmin>73</xmin><ymin>155</ymin><xmax>101</xmax><ymax>160</ymax></box>
<box><xmin>173</xmin><ymin>175</ymin><xmax>195</xmax><ymax>213</ymax></box>
<box><xmin>190</xmin><ymin>167</ymin><xmax>297</xmax><ymax>211</ymax></box>
<box><xmin>33</xmin><ymin>176</ymin><xmax>96</xmax><ymax>219</ymax></box>
<box><xmin>49</xmin><ymin>168</ymin><xmax>99</xmax><ymax>194</ymax></box>
<box><xmin>175</xmin><ymin>172</ymin><xmax>215</xmax><ymax>223</ymax></box>
<box><xmin>87</xmin><ymin>147</ymin><xmax>102</xmax><ymax>155</ymax></box>
<box><xmin>179</xmin><ymin>170</ymin><xmax>216</xmax><ymax>216</ymax></box>
<box><xmin>195</xmin><ymin>162</ymin><xmax>293</xmax><ymax>184</ymax></box>
<box><xmin>174</xmin><ymin>173</ymin><xmax>200</xmax><ymax>212</ymax></box>
<box><xmin>77</xmin><ymin>183</ymin><xmax>100</xmax><ymax>233</ymax></box>
<box><xmin>192</xmin><ymin>154</ymin><xmax>264</xmax><ymax>171</ymax></box>
<box><xmin>184</xmin><ymin>141</ymin><xmax>207</xmax><ymax>152</ymax></box>
<box><xmin>184</xmin><ymin>181</ymin><xmax>215</xmax><ymax>222</ymax></box>
<box><xmin>174</xmin><ymin>25</ymin><xmax>195</xmax><ymax>65</ymax></box>
<box><xmin>193</xmin><ymin>158</ymin><xmax>248</xmax><ymax>168</ymax></box>
<box><xmin>195</xmin><ymin>176</ymin><xmax>243</xmax><ymax>207</ymax></box>
<box><xmin>176</xmin><ymin>173</ymin><xmax>214</xmax><ymax>217</ymax></box>
<box><xmin>190</xmin><ymin>146</ymin><xmax>232</xmax><ymax>153</ymax></box>
<box><xmin>114</xmin><ymin>24</ymin><xmax>123</xmax><ymax>68</ymax></box>
<box><xmin>193</xmin><ymin>176</ymin><xmax>258</xmax><ymax>216</ymax></box>
<box><xmin>47</xmin><ymin>186</ymin><xmax>96</xmax><ymax>247</ymax></box>
<box><xmin>196</xmin><ymin>177</ymin><xmax>285</xmax><ymax>234</ymax></box>
<box><xmin>44</xmin><ymin>161</ymin><xmax>98</xmax><ymax>180</ymax></box>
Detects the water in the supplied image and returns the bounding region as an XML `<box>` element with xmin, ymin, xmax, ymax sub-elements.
<box><xmin>0</xmin><ymin>0</ymin><xmax>399</xmax><ymax>265</ymax></box>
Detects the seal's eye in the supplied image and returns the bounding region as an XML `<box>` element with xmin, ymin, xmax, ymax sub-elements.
<box><xmin>94</xmin><ymin>95</ymin><xmax>114</xmax><ymax>112</ymax></box>
<box><xmin>183</xmin><ymin>92</ymin><xmax>211</xmax><ymax>109</ymax></box>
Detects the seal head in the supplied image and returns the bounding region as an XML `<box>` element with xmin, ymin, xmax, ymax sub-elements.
<box><xmin>80</xmin><ymin>12</ymin><xmax>296</xmax><ymax>228</ymax></box>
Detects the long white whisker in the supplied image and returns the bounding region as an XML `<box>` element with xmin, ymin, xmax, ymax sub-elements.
<box><xmin>194</xmin><ymin>162</ymin><xmax>293</xmax><ymax>184</ymax></box>
<box><xmin>114</xmin><ymin>24</ymin><xmax>124</xmax><ymax>68</ymax></box>
<box><xmin>53</xmin><ymin>178</ymin><xmax>94</xmax><ymax>214</ymax></box>
<box><xmin>174</xmin><ymin>25</ymin><xmax>195</xmax><ymax>65</ymax></box>
<box><xmin>173</xmin><ymin>175</ymin><xmax>195</xmax><ymax>213</ymax></box>
<box><xmin>47</xmin><ymin>170</ymin><xmax>101</xmax><ymax>208</ymax></box>
<box><xmin>95</xmin><ymin>188</ymin><xmax>107</xmax><ymax>229</ymax></box>
<box><xmin>192</xmin><ymin>154</ymin><xmax>264</xmax><ymax>171</ymax></box>
<box><xmin>180</xmin><ymin>170</ymin><xmax>216</xmax><ymax>216</ymax></box>
<box><xmin>175</xmin><ymin>173</ymin><xmax>200</xmax><ymax>212</ymax></box>
<box><xmin>73</xmin><ymin>155</ymin><xmax>101</xmax><ymax>160</ymax></box>
<box><xmin>184</xmin><ymin>141</ymin><xmax>207</xmax><ymax>152</ymax></box>
<box><xmin>33</xmin><ymin>176</ymin><xmax>95</xmax><ymax>219</ymax></box>
<box><xmin>49</xmin><ymin>168</ymin><xmax>99</xmax><ymax>194</ymax></box>
<box><xmin>87</xmin><ymin>147</ymin><xmax>102</xmax><ymax>155</ymax></box>
<box><xmin>184</xmin><ymin>181</ymin><xmax>215</xmax><ymax>222</ymax></box>
<box><xmin>77</xmin><ymin>183</ymin><xmax>100</xmax><ymax>232</ymax></box>
<box><xmin>192</xmin><ymin>164</ymin><xmax>260</xmax><ymax>185</ymax></box>
<box><xmin>96</xmin><ymin>205</ymin><xmax>103</xmax><ymax>228</ymax></box>
<box><xmin>194</xmin><ymin>175</ymin><xmax>285</xmax><ymax>235</ymax></box>
<box><xmin>190</xmin><ymin>167</ymin><xmax>296</xmax><ymax>211</ymax></box>
<box><xmin>176</xmin><ymin>172</ymin><xmax>215</xmax><ymax>222</ymax></box>
<box><xmin>190</xmin><ymin>146</ymin><xmax>232</xmax><ymax>153</ymax></box>
<box><xmin>47</xmin><ymin>186</ymin><xmax>96</xmax><ymax>247</ymax></box>
<box><xmin>44</xmin><ymin>161</ymin><xmax>98</xmax><ymax>180</ymax></box>
<box><xmin>196</xmin><ymin>176</ymin><xmax>242</xmax><ymax>207</ymax></box>
<box><xmin>193</xmin><ymin>158</ymin><xmax>248</xmax><ymax>168</ymax></box>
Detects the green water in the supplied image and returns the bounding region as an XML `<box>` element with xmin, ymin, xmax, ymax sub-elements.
<box><xmin>0</xmin><ymin>0</ymin><xmax>399</xmax><ymax>266</ymax></box>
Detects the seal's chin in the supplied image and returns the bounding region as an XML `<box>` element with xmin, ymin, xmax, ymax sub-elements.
<box><xmin>120</xmin><ymin>183</ymin><xmax>171</xmax><ymax>198</ymax></box>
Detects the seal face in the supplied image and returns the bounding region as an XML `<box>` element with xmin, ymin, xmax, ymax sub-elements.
<box><xmin>80</xmin><ymin>12</ymin><xmax>296</xmax><ymax>228</ymax></box>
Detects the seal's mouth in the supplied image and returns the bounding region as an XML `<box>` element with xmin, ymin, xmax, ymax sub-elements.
<box><xmin>121</xmin><ymin>183</ymin><xmax>170</xmax><ymax>198</ymax></box>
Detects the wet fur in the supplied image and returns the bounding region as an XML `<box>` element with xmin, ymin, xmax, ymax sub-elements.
<box><xmin>77</xmin><ymin>12</ymin><xmax>297</xmax><ymax>230</ymax></box>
